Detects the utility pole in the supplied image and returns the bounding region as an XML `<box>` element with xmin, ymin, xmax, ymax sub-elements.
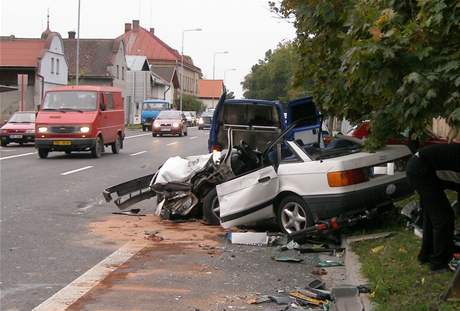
<box><xmin>76</xmin><ymin>0</ymin><xmax>81</xmax><ymax>85</ymax></box>
<box><xmin>180</xmin><ymin>28</ymin><xmax>202</xmax><ymax>111</ymax></box>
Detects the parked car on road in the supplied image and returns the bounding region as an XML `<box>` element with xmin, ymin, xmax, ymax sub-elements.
<box><xmin>198</xmin><ymin>111</ymin><xmax>213</xmax><ymax>130</ymax></box>
<box><xmin>0</xmin><ymin>111</ymin><xmax>36</xmax><ymax>146</ymax></box>
<box><xmin>35</xmin><ymin>85</ymin><xmax>125</xmax><ymax>159</ymax></box>
<box><xmin>152</xmin><ymin>110</ymin><xmax>188</xmax><ymax>137</ymax></box>
<box><xmin>141</xmin><ymin>99</ymin><xmax>170</xmax><ymax>131</ymax></box>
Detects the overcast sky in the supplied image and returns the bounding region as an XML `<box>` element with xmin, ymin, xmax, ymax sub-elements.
<box><xmin>1</xmin><ymin>0</ymin><xmax>296</xmax><ymax>97</ymax></box>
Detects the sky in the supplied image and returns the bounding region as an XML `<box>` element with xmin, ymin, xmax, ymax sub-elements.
<box><xmin>1</xmin><ymin>0</ymin><xmax>296</xmax><ymax>97</ymax></box>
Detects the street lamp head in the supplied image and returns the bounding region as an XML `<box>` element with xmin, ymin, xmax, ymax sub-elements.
<box><xmin>184</xmin><ymin>28</ymin><xmax>202</xmax><ymax>32</ymax></box>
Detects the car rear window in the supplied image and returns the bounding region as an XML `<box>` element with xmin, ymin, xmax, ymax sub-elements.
<box><xmin>221</xmin><ymin>103</ymin><xmax>280</xmax><ymax>127</ymax></box>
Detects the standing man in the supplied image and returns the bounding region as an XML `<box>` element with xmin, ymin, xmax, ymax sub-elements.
<box><xmin>406</xmin><ymin>136</ymin><xmax>460</xmax><ymax>272</ymax></box>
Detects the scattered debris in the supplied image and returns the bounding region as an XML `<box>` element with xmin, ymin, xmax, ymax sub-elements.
<box><xmin>112</xmin><ymin>208</ymin><xmax>146</xmax><ymax>216</ymax></box>
<box><xmin>144</xmin><ymin>231</ymin><xmax>164</xmax><ymax>242</ymax></box>
<box><xmin>344</xmin><ymin>232</ymin><xmax>395</xmax><ymax>245</ymax></box>
<box><xmin>330</xmin><ymin>286</ymin><xmax>364</xmax><ymax>311</ymax></box>
<box><xmin>227</xmin><ymin>232</ymin><xmax>269</xmax><ymax>246</ymax></box>
<box><xmin>289</xmin><ymin>290</ymin><xmax>326</xmax><ymax>306</ymax></box>
<box><xmin>269</xmin><ymin>295</ymin><xmax>293</xmax><ymax>305</ymax></box>
<box><xmin>311</xmin><ymin>268</ymin><xmax>328</xmax><ymax>276</ymax></box>
<box><xmin>316</xmin><ymin>260</ymin><xmax>344</xmax><ymax>267</ymax></box>
<box><xmin>246</xmin><ymin>295</ymin><xmax>271</xmax><ymax>304</ymax></box>
<box><xmin>272</xmin><ymin>256</ymin><xmax>304</xmax><ymax>263</ymax></box>
<box><xmin>307</xmin><ymin>279</ymin><xmax>325</xmax><ymax>290</ymax></box>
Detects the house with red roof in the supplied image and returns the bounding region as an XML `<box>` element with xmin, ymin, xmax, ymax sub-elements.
<box><xmin>0</xmin><ymin>26</ymin><xmax>68</xmax><ymax>119</ymax></box>
<box><xmin>120</xmin><ymin>20</ymin><xmax>202</xmax><ymax>108</ymax></box>
<box><xmin>198</xmin><ymin>79</ymin><xmax>224</xmax><ymax>109</ymax></box>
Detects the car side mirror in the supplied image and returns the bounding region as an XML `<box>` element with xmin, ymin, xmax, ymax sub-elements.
<box><xmin>99</xmin><ymin>102</ymin><xmax>106</xmax><ymax>111</ymax></box>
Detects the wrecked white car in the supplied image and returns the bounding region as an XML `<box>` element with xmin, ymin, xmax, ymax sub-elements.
<box><xmin>103</xmin><ymin>96</ymin><xmax>413</xmax><ymax>236</ymax></box>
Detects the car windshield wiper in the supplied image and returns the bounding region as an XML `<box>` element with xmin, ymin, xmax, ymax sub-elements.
<box><xmin>42</xmin><ymin>108</ymin><xmax>59</xmax><ymax>111</ymax></box>
<box><xmin>59</xmin><ymin>108</ymin><xmax>84</xmax><ymax>113</ymax></box>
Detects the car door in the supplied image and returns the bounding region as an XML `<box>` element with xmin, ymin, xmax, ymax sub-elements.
<box><xmin>217</xmin><ymin>165</ymin><xmax>280</xmax><ymax>229</ymax></box>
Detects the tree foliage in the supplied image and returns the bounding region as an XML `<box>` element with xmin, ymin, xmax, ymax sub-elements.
<box><xmin>174</xmin><ymin>95</ymin><xmax>205</xmax><ymax>112</ymax></box>
<box><xmin>241</xmin><ymin>42</ymin><xmax>307</xmax><ymax>102</ymax></box>
<box><xmin>271</xmin><ymin>0</ymin><xmax>460</xmax><ymax>149</ymax></box>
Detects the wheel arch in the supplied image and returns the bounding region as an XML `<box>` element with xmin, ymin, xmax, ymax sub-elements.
<box><xmin>273</xmin><ymin>190</ymin><xmax>302</xmax><ymax>214</ymax></box>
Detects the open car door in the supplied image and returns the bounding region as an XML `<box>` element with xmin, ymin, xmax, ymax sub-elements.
<box><xmin>286</xmin><ymin>96</ymin><xmax>321</xmax><ymax>142</ymax></box>
<box><xmin>217</xmin><ymin>165</ymin><xmax>279</xmax><ymax>228</ymax></box>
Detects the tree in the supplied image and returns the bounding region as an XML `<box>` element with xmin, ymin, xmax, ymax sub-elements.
<box><xmin>174</xmin><ymin>95</ymin><xmax>205</xmax><ymax>112</ymax></box>
<box><xmin>271</xmin><ymin>0</ymin><xmax>460</xmax><ymax>149</ymax></box>
<box><xmin>241</xmin><ymin>42</ymin><xmax>307</xmax><ymax>102</ymax></box>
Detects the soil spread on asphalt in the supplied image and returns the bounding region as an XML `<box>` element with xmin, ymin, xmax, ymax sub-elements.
<box><xmin>69</xmin><ymin>215</ymin><xmax>321</xmax><ymax>311</ymax></box>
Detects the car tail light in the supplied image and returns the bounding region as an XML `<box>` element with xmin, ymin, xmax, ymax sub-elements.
<box><xmin>327</xmin><ymin>168</ymin><xmax>369</xmax><ymax>187</ymax></box>
<box><xmin>211</xmin><ymin>144</ymin><xmax>222</xmax><ymax>152</ymax></box>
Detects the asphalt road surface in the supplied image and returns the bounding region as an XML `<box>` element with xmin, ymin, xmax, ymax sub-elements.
<box><xmin>0</xmin><ymin>128</ymin><xmax>210</xmax><ymax>310</ymax></box>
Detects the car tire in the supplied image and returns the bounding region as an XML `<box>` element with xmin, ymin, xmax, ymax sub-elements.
<box><xmin>91</xmin><ymin>136</ymin><xmax>103</xmax><ymax>158</ymax></box>
<box><xmin>111</xmin><ymin>134</ymin><xmax>121</xmax><ymax>154</ymax></box>
<box><xmin>1</xmin><ymin>139</ymin><xmax>7</xmax><ymax>147</ymax></box>
<box><xmin>276</xmin><ymin>195</ymin><xmax>314</xmax><ymax>234</ymax></box>
<box><xmin>38</xmin><ymin>148</ymin><xmax>49</xmax><ymax>159</ymax></box>
<box><xmin>202</xmin><ymin>188</ymin><xmax>220</xmax><ymax>225</ymax></box>
<box><xmin>65</xmin><ymin>150</ymin><xmax>72</xmax><ymax>155</ymax></box>
<box><xmin>179</xmin><ymin>131</ymin><xmax>183</xmax><ymax>137</ymax></box>
<box><xmin>142</xmin><ymin>126</ymin><xmax>146</xmax><ymax>132</ymax></box>
<box><xmin>184</xmin><ymin>129</ymin><xmax>188</xmax><ymax>136</ymax></box>
<box><xmin>152</xmin><ymin>133</ymin><xmax>157</xmax><ymax>137</ymax></box>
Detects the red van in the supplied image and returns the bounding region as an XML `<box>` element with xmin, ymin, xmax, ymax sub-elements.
<box><xmin>35</xmin><ymin>85</ymin><xmax>125</xmax><ymax>159</ymax></box>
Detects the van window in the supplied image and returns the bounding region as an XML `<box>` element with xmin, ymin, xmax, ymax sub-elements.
<box><xmin>43</xmin><ymin>91</ymin><xmax>97</xmax><ymax>111</ymax></box>
<box><xmin>104</xmin><ymin>93</ymin><xmax>114</xmax><ymax>110</ymax></box>
<box><xmin>222</xmin><ymin>103</ymin><xmax>280</xmax><ymax>127</ymax></box>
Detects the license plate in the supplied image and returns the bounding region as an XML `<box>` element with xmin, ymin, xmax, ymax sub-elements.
<box><xmin>9</xmin><ymin>134</ymin><xmax>23</xmax><ymax>138</ymax></box>
<box><xmin>161</xmin><ymin>128</ymin><xmax>170</xmax><ymax>132</ymax></box>
<box><xmin>53</xmin><ymin>140</ymin><xmax>71</xmax><ymax>146</ymax></box>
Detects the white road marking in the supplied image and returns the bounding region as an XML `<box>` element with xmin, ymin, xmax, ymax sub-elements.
<box><xmin>166</xmin><ymin>142</ymin><xmax>178</xmax><ymax>146</ymax></box>
<box><xmin>60</xmin><ymin>166</ymin><xmax>93</xmax><ymax>176</ymax></box>
<box><xmin>0</xmin><ymin>149</ymin><xmax>16</xmax><ymax>152</ymax></box>
<box><xmin>153</xmin><ymin>139</ymin><xmax>159</xmax><ymax>143</ymax></box>
<box><xmin>125</xmin><ymin>133</ymin><xmax>151</xmax><ymax>139</ymax></box>
<box><xmin>0</xmin><ymin>152</ymin><xmax>36</xmax><ymax>161</ymax></box>
<box><xmin>31</xmin><ymin>242</ymin><xmax>145</xmax><ymax>311</ymax></box>
<box><xmin>189</xmin><ymin>136</ymin><xmax>198</xmax><ymax>140</ymax></box>
<box><xmin>130</xmin><ymin>150</ymin><xmax>147</xmax><ymax>156</ymax></box>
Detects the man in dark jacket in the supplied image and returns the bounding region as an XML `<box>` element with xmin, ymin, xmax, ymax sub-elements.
<box><xmin>406</xmin><ymin>143</ymin><xmax>460</xmax><ymax>271</ymax></box>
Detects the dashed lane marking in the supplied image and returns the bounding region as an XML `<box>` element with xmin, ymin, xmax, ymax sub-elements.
<box><xmin>189</xmin><ymin>136</ymin><xmax>198</xmax><ymax>140</ymax></box>
<box><xmin>0</xmin><ymin>152</ymin><xmax>36</xmax><ymax>161</ymax></box>
<box><xmin>130</xmin><ymin>150</ymin><xmax>147</xmax><ymax>156</ymax></box>
<box><xmin>125</xmin><ymin>133</ymin><xmax>151</xmax><ymax>139</ymax></box>
<box><xmin>60</xmin><ymin>166</ymin><xmax>94</xmax><ymax>176</ymax></box>
<box><xmin>31</xmin><ymin>242</ymin><xmax>145</xmax><ymax>311</ymax></box>
<box><xmin>166</xmin><ymin>142</ymin><xmax>178</xmax><ymax>146</ymax></box>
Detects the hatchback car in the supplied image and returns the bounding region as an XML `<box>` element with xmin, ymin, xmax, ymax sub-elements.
<box><xmin>0</xmin><ymin>111</ymin><xmax>36</xmax><ymax>146</ymax></box>
<box><xmin>152</xmin><ymin>110</ymin><xmax>188</xmax><ymax>137</ymax></box>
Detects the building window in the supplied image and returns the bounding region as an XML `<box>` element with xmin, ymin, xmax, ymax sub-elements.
<box><xmin>117</xmin><ymin>65</ymin><xmax>119</xmax><ymax>79</ymax></box>
<box><xmin>56</xmin><ymin>59</ymin><xmax>60</xmax><ymax>75</ymax></box>
<box><xmin>51</xmin><ymin>58</ymin><xmax>55</xmax><ymax>74</ymax></box>
<box><xmin>122</xmin><ymin>66</ymin><xmax>125</xmax><ymax>80</ymax></box>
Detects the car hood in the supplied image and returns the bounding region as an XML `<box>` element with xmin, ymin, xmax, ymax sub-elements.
<box><xmin>36</xmin><ymin>111</ymin><xmax>97</xmax><ymax>125</ymax></box>
<box><xmin>141</xmin><ymin>111</ymin><xmax>160</xmax><ymax>118</ymax></box>
<box><xmin>156</xmin><ymin>119</ymin><xmax>180</xmax><ymax>124</ymax></box>
<box><xmin>1</xmin><ymin>122</ymin><xmax>35</xmax><ymax>130</ymax></box>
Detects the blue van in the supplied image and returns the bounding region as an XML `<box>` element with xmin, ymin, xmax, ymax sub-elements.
<box><xmin>208</xmin><ymin>94</ymin><xmax>321</xmax><ymax>152</ymax></box>
<box><xmin>141</xmin><ymin>99</ymin><xmax>171</xmax><ymax>131</ymax></box>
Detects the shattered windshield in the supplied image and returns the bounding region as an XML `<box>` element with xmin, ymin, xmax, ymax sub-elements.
<box><xmin>43</xmin><ymin>91</ymin><xmax>97</xmax><ymax>111</ymax></box>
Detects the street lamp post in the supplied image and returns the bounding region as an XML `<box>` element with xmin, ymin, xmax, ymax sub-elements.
<box><xmin>212</xmin><ymin>51</ymin><xmax>229</xmax><ymax>80</ymax></box>
<box><xmin>76</xmin><ymin>0</ymin><xmax>81</xmax><ymax>85</ymax></box>
<box><xmin>180</xmin><ymin>28</ymin><xmax>202</xmax><ymax>111</ymax></box>
<box><xmin>223</xmin><ymin>68</ymin><xmax>236</xmax><ymax>86</ymax></box>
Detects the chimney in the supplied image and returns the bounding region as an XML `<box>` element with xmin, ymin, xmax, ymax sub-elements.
<box><xmin>125</xmin><ymin>23</ymin><xmax>132</xmax><ymax>33</ymax></box>
<box><xmin>149</xmin><ymin>27</ymin><xmax>155</xmax><ymax>36</ymax></box>
<box><xmin>133</xmin><ymin>20</ymin><xmax>140</xmax><ymax>31</ymax></box>
<box><xmin>68</xmin><ymin>31</ymin><xmax>76</xmax><ymax>39</ymax></box>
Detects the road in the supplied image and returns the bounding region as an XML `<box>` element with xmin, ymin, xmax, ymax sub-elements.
<box><xmin>0</xmin><ymin>127</ymin><xmax>209</xmax><ymax>310</ymax></box>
